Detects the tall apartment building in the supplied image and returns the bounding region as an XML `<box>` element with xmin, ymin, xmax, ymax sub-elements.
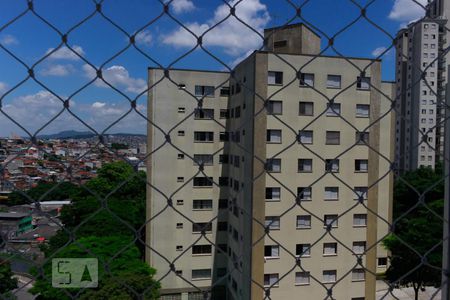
<box><xmin>394</xmin><ymin>0</ymin><xmax>448</xmax><ymax>172</ymax></box>
<box><xmin>147</xmin><ymin>23</ymin><xmax>394</xmax><ymax>300</ymax></box>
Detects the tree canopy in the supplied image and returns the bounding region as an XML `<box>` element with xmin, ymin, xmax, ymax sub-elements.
<box><xmin>383</xmin><ymin>165</ymin><xmax>444</xmax><ymax>300</ymax></box>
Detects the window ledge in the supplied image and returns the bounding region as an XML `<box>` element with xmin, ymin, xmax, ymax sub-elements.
<box><xmin>355</xmin><ymin>170</ymin><xmax>368</xmax><ymax>173</ymax></box>
<box><xmin>192</xmin><ymin>277</ymin><xmax>212</xmax><ymax>281</ymax></box>
<box><xmin>298</xmin><ymin>171</ymin><xmax>313</xmax><ymax>173</ymax></box>
<box><xmin>192</xmin><ymin>254</ymin><xmax>212</xmax><ymax>257</ymax></box>
<box><xmin>265</xmin><ymin>199</ymin><xmax>281</xmax><ymax>202</ymax></box>
<box><xmin>299</xmin><ymin>114</ymin><xmax>314</xmax><ymax>117</ymax></box>
<box><xmin>192</xmin><ymin>209</ymin><xmax>213</xmax><ymax>211</ymax></box>
<box><xmin>295</xmin><ymin>283</ymin><xmax>311</xmax><ymax>286</ymax></box>
<box><xmin>356</xmin><ymin>88</ymin><xmax>371</xmax><ymax>91</ymax></box>
<box><xmin>296</xmin><ymin>227</ymin><xmax>311</xmax><ymax>230</ymax></box>
<box><xmin>356</xmin><ymin>115</ymin><xmax>369</xmax><ymax>118</ymax></box>
<box><xmin>323</xmin><ymin>254</ymin><xmax>338</xmax><ymax>257</ymax></box>
<box><xmin>353</xmin><ymin>225</ymin><xmax>367</xmax><ymax>228</ymax></box>
<box><xmin>324</xmin><ymin>199</ymin><xmax>339</xmax><ymax>201</ymax></box>
<box><xmin>193</xmin><ymin>186</ymin><xmax>214</xmax><ymax>189</ymax></box>
<box><xmin>267</xmin><ymin>141</ymin><xmax>283</xmax><ymax>144</ymax></box>
<box><xmin>325</xmin><ymin>143</ymin><xmax>340</xmax><ymax>145</ymax></box>
<box><xmin>351</xmin><ymin>279</ymin><xmax>366</xmax><ymax>282</ymax></box>
<box><xmin>267</xmin><ymin>83</ymin><xmax>283</xmax><ymax>86</ymax></box>
<box><xmin>295</xmin><ymin>255</ymin><xmax>311</xmax><ymax>258</ymax></box>
<box><xmin>326</xmin><ymin>86</ymin><xmax>341</xmax><ymax>89</ymax></box>
<box><xmin>193</xmin><ymin>141</ymin><xmax>214</xmax><ymax>143</ymax></box>
<box><xmin>264</xmin><ymin>256</ymin><xmax>280</xmax><ymax>260</ymax></box>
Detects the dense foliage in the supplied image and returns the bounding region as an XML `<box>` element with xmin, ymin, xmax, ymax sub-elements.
<box><xmin>383</xmin><ymin>164</ymin><xmax>444</xmax><ymax>300</ymax></box>
<box><xmin>29</xmin><ymin>161</ymin><xmax>158</xmax><ymax>299</ymax></box>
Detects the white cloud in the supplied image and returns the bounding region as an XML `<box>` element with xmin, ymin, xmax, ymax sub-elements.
<box><xmin>40</xmin><ymin>64</ymin><xmax>75</xmax><ymax>76</ymax></box>
<box><xmin>372</xmin><ymin>47</ymin><xmax>387</xmax><ymax>57</ymax></box>
<box><xmin>389</xmin><ymin>0</ymin><xmax>427</xmax><ymax>22</ymax></box>
<box><xmin>162</xmin><ymin>0</ymin><xmax>270</xmax><ymax>56</ymax></box>
<box><xmin>0</xmin><ymin>90</ymin><xmax>146</xmax><ymax>136</ymax></box>
<box><xmin>83</xmin><ymin>64</ymin><xmax>146</xmax><ymax>94</ymax></box>
<box><xmin>45</xmin><ymin>45</ymin><xmax>85</xmax><ymax>60</ymax></box>
<box><xmin>92</xmin><ymin>102</ymin><xmax>106</xmax><ymax>109</ymax></box>
<box><xmin>169</xmin><ymin>0</ymin><xmax>195</xmax><ymax>14</ymax></box>
<box><xmin>135</xmin><ymin>30</ymin><xmax>153</xmax><ymax>47</ymax></box>
<box><xmin>0</xmin><ymin>34</ymin><xmax>18</xmax><ymax>46</ymax></box>
<box><xmin>0</xmin><ymin>82</ymin><xmax>7</xmax><ymax>94</ymax></box>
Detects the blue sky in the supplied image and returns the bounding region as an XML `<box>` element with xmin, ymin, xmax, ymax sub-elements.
<box><xmin>0</xmin><ymin>0</ymin><xmax>427</xmax><ymax>136</ymax></box>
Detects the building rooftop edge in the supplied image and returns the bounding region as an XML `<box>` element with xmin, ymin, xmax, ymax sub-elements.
<box><xmin>264</xmin><ymin>22</ymin><xmax>321</xmax><ymax>38</ymax></box>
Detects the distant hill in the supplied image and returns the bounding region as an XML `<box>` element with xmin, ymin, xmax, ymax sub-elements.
<box><xmin>37</xmin><ymin>130</ymin><xmax>146</xmax><ymax>140</ymax></box>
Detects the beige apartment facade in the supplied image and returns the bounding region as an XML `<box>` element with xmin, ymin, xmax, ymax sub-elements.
<box><xmin>147</xmin><ymin>24</ymin><xmax>394</xmax><ymax>300</ymax></box>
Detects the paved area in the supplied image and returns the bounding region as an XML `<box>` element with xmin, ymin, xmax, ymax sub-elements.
<box><xmin>377</xmin><ymin>280</ymin><xmax>441</xmax><ymax>299</ymax></box>
<box><xmin>11</xmin><ymin>275</ymin><xmax>36</xmax><ymax>300</ymax></box>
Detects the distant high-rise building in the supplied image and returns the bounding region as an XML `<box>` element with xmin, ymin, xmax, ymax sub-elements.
<box><xmin>394</xmin><ymin>0</ymin><xmax>448</xmax><ymax>172</ymax></box>
<box><xmin>147</xmin><ymin>23</ymin><xmax>394</xmax><ymax>300</ymax></box>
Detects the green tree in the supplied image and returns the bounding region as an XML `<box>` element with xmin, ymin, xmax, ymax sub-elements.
<box><xmin>383</xmin><ymin>165</ymin><xmax>444</xmax><ymax>300</ymax></box>
<box><xmin>0</xmin><ymin>260</ymin><xmax>18</xmax><ymax>295</ymax></box>
<box><xmin>30</xmin><ymin>236</ymin><xmax>159</xmax><ymax>300</ymax></box>
<box><xmin>7</xmin><ymin>182</ymin><xmax>80</xmax><ymax>206</ymax></box>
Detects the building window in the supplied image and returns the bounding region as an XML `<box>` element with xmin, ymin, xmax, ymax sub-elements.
<box><xmin>192</xmin><ymin>269</ymin><xmax>212</xmax><ymax>280</ymax></box>
<box><xmin>176</xmin><ymin>245</ymin><xmax>183</xmax><ymax>251</ymax></box>
<box><xmin>352</xmin><ymin>269</ymin><xmax>365</xmax><ymax>281</ymax></box>
<box><xmin>355</xmin><ymin>159</ymin><xmax>368</xmax><ymax>172</ymax></box>
<box><xmin>219</xmin><ymin>132</ymin><xmax>229</xmax><ymax>142</ymax></box>
<box><xmin>300</xmin><ymin>73</ymin><xmax>315</xmax><ymax>87</ymax></box>
<box><xmin>176</xmin><ymin>223</ymin><xmax>183</xmax><ymax>229</ymax></box>
<box><xmin>219</xmin><ymin>154</ymin><xmax>229</xmax><ymax>164</ymax></box>
<box><xmin>193</xmin><ymin>199</ymin><xmax>213</xmax><ymax>210</ymax></box>
<box><xmin>353</xmin><ymin>214</ymin><xmax>367</xmax><ymax>227</ymax></box>
<box><xmin>353</xmin><ymin>241</ymin><xmax>366</xmax><ymax>254</ymax></box>
<box><xmin>263</xmin><ymin>273</ymin><xmax>279</xmax><ymax>287</ymax></box>
<box><xmin>194</xmin><ymin>131</ymin><xmax>214</xmax><ymax>142</ymax></box>
<box><xmin>178</xmin><ymin>83</ymin><xmax>186</xmax><ymax>89</ymax></box>
<box><xmin>218</xmin><ymin>199</ymin><xmax>228</xmax><ymax>209</ymax></box>
<box><xmin>193</xmin><ymin>154</ymin><xmax>213</xmax><ymax>166</ymax></box>
<box><xmin>357</xmin><ymin>77</ymin><xmax>371</xmax><ymax>90</ymax></box>
<box><xmin>356</xmin><ymin>132</ymin><xmax>369</xmax><ymax>144</ymax></box>
<box><xmin>296</xmin><ymin>244</ymin><xmax>311</xmax><ymax>257</ymax></box>
<box><xmin>219</xmin><ymin>109</ymin><xmax>229</xmax><ymax>119</ymax></box>
<box><xmin>323</xmin><ymin>242</ymin><xmax>338</xmax><ymax>256</ymax></box>
<box><xmin>266</xmin><ymin>158</ymin><xmax>281</xmax><ymax>173</ymax></box>
<box><xmin>218</xmin><ymin>177</ymin><xmax>229</xmax><ymax>186</ymax></box>
<box><xmin>298</xmin><ymin>159</ymin><xmax>313</xmax><ymax>172</ymax></box>
<box><xmin>324</xmin><ymin>187</ymin><xmax>339</xmax><ymax>200</ymax></box>
<box><xmin>195</xmin><ymin>85</ymin><xmax>215</xmax><ymax>97</ymax></box>
<box><xmin>265</xmin><ymin>216</ymin><xmax>280</xmax><ymax>230</ymax></box>
<box><xmin>268</xmin><ymin>71</ymin><xmax>283</xmax><ymax>85</ymax></box>
<box><xmin>327</xmin><ymin>75</ymin><xmax>341</xmax><ymax>88</ymax></box>
<box><xmin>193</xmin><ymin>177</ymin><xmax>213</xmax><ymax>187</ymax></box>
<box><xmin>326</xmin><ymin>131</ymin><xmax>340</xmax><ymax>145</ymax></box>
<box><xmin>323</xmin><ymin>270</ymin><xmax>337</xmax><ymax>283</ymax></box>
<box><xmin>192</xmin><ymin>222</ymin><xmax>212</xmax><ymax>233</ymax></box>
<box><xmin>264</xmin><ymin>245</ymin><xmax>280</xmax><ymax>258</ymax></box>
<box><xmin>299</xmin><ymin>101</ymin><xmax>314</xmax><ymax>116</ymax></box>
<box><xmin>267</xmin><ymin>129</ymin><xmax>282</xmax><ymax>143</ymax></box>
<box><xmin>192</xmin><ymin>245</ymin><xmax>212</xmax><ymax>255</ymax></box>
<box><xmin>324</xmin><ymin>214</ymin><xmax>338</xmax><ymax>228</ymax></box>
<box><xmin>177</xmin><ymin>153</ymin><xmax>185</xmax><ymax>159</ymax></box>
<box><xmin>266</xmin><ymin>187</ymin><xmax>281</xmax><ymax>201</ymax></box>
<box><xmin>378</xmin><ymin>257</ymin><xmax>388</xmax><ymax>267</ymax></box>
<box><xmin>297</xmin><ymin>187</ymin><xmax>312</xmax><ymax>201</ymax></box>
<box><xmin>235</xmin><ymin>106</ymin><xmax>241</xmax><ymax>118</ymax></box>
<box><xmin>273</xmin><ymin>40</ymin><xmax>287</xmax><ymax>48</ymax></box>
<box><xmin>177</xmin><ymin>177</ymin><xmax>184</xmax><ymax>182</ymax></box>
<box><xmin>295</xmin><ymin>272</ymin><xmax>310</xmax><ymax>285</ymax></box>
<box><xmin>296</xmin><ymin>215</ymin><xmax>311</xmax><ymax>229</ymax></box>
<box><xmin>194</xmin><ymin>108</ymin><xmax>214</xmax><ymax>119</ymax></box>
<box><xmin>356</xmin><ymin>104</ymin><xmax>370</xmax><ymax>117</ymax></box>
<box><xmin>354</xmin><ymin>187</ymin><xmax>368</xmax><ymax>200</ymax></box>
<box><xmin>326</xmin><ymin>103</ymin><xmax>341</xmax><ymax>116</ymax></box>
<box><xmin>219</xmin><ymin>86</ymin><xmax>230</xmax><ymax>96</ymax></box>
<box><xmin>178</xmin><ymin>130</ymin><xmax>185</xmax><ymax>136</ymax></box>
<box><xmin>325</xmin><ymin>159</ymin><xmax>339</xmax><ymax>172</ymax></box>
<box><xmin>298</xmin><ymin>130</ymin><xmax>313</xmax><ymax>144</ymax></box>
<box><xmin>178</xmin><ymin>107</ymin><xmax>185</xmax><ymax>113</ymax></box>
<box><xmin>267</xmin><ymin>100</ymin><xmax>283</xmax><ymax>115</ymax></box>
